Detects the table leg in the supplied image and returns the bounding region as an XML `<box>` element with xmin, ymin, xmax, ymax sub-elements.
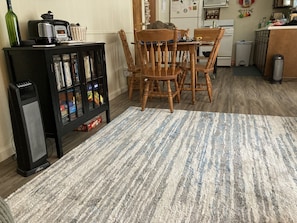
<box><xmin>189</xmin><ymin>46</ymin><xmax>196</xmax><ymax>104</ymax></box>
<box><xmin>139</xmin><ymin>74</ymin><xmax>144</xmax><ymax>103</ymax></box>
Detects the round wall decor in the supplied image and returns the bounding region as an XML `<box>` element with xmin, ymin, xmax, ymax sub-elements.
<box><xmin>239</xmin><ymin>0</ymin><xmax>255</xmax><ymax>8</ymax></box>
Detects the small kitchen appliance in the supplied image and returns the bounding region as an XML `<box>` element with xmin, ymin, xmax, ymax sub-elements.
<box><xmin>203</xmin><ymin>19</ymin><xmax>234</xmax><ymax>67</ymax></box>
<box><xmin>28</xmin><ymin>19</ymin><xmax>72</xmax><ymax>44</ymax></box>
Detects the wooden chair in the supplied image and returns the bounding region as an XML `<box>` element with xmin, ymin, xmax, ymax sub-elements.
<box><xmin>178</xmin><ymin>29</ymin><xmax>190</xmax><ymax>41</ymax></box>
<box><xmin>118</xmin><ymin>29</ymin><xmax>141</xmax><ymax>100</ymax></box>
<box><xmin>176</xmin><ymin>29</ymin><xmax>190</xmax><ymax>64</ymax></box>
<box><xmin>194</xmin><ymin>28</ymin><xmax>219</xmax><ymax>76</ymax></box>
<box><xmin>181</xmin><ymin>27</ymin><xmax>224</xmax><ymax>102</ymax></box>
<box><xmin>134</xmin><ymin>29</ymin><xmax>184</xmax><ymax>113</ymax></box>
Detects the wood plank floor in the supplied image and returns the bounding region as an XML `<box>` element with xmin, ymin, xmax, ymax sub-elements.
<box><xmin>1</xmin><ymin>67</ymin><xmax>297</xmax><ymax>198</ymax></box>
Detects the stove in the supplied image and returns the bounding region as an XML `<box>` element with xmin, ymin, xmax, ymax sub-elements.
<box><xmin>202</xmin><ymin>19</ymin><xmax>234</xmax><ymax>66</ymax></box>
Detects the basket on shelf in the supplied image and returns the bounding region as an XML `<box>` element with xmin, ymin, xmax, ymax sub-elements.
<box><xmin>70</xmin><ymin>26</ymin><xmax>87</xmax><ymax>41</ymax></box>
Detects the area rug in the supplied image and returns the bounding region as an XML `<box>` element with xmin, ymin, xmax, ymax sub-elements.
<box><xmin>5</xmin><ymin>107</ymin><xmax>297</xmax><ymax>222</ymax></box>
<box><xmin>232</xmin><ymin>65</ymin><xmax>262</xmax><ymax>76</ymax></box>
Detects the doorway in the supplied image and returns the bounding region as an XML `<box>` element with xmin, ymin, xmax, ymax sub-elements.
<box><xmin>133</xmin><ymin>0</ymin><xmax>156</xmax><ymax>31</ymax></box>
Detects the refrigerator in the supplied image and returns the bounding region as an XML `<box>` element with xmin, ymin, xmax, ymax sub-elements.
<box><xmin>170</xmin><ymin>0</ymin><xmax>203</xmax><ymax>38</ymax></box>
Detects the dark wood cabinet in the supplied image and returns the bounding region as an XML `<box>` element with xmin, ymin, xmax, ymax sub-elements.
<box><xmin>4</xmin><ymin>43</ymin><xmax>110</xmax><ymax>158</ymax></box>
<box><xmin>273</xmin><ymin>0</ymin><xmax>292</xmax><ymax>8</ymax></box>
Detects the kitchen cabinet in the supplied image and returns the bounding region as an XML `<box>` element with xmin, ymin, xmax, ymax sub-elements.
<box><xmin>254</xmin><ymin>27</ymin><xmax>297</xmax><ymax>80</ymax></box>
<box><xmin>274</xmin><ymin>0</ymin><xmax>292</xmax><ymax>8</ymax></box>
<box><xmin>254</xmin><ymin>30</ymin><xmax>269</xmax><ymax>73</ymax></box>
<box><xmin>4</xmin><ymin>43</ymin><xmax>110</xmax><ymax>158</ymax></box>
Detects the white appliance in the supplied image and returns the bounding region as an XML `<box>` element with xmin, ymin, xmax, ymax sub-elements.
<box><xmin>200</xmin><ymin>19</ymin><xmax>234</xmax><ymax>67</ymax></box>
<box><xmin>203</xmin><ymin>0</ymin><xmax>229</xmax><ymax>8</ymax></box>
<box><xmin>170</xmin><ymin>0</ymin><xmax>203</xmax><ymax>38</ymax></box>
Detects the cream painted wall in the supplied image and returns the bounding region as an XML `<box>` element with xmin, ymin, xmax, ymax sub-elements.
<box><xmin>157</xmin><ymin>0</ymin><xmax>274</xmax><ymax>63</ymax></box>
<box><xmin>0</xmin><ymin>0</ymin><xmax>135</xmax><ymax>162</ymax></box>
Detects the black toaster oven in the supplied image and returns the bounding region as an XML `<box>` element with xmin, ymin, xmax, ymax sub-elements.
<box><xmin>28</xmin><ymin>19</ymin><xmax>72</xmax><ymax>44</ymax></box>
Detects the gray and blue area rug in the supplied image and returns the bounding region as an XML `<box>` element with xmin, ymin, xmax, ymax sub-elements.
<box><xmin>5</xmin><ymin>107</ymin><xmax>297</xmax><ymax>222</ymax></box>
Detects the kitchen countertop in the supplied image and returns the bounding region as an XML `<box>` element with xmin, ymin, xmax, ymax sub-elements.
<box><xmin>256</xmin><ymin>25</ymin><xmax>297</xmax><ymax>31</ymax></box>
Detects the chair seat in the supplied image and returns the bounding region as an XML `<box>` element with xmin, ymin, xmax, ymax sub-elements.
<box><xmin>144</xmin><ymin>67</ymin><xmax>183</xmax><ymax>80</ymax></box>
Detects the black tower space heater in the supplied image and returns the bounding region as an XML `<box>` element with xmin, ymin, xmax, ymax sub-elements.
<box><xmin>8</xmin><ymin>81</ymin><xmax>50</xmax><ymax>177</ymax></box>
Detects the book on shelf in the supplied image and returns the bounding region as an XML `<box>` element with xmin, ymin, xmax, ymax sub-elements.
<box><xmin>71</xmin><ymin>54</ymin><xmax>79</xmax><ymax>83</ymax></box>
<box><xmin>90</xmin><ymin>56</ymin><xmax>94</xmax><ymax>74</ymax></box>
<box><xmin>60</xmin><ymin>102</ymin><xmax>69</xmax><ymax>124</ymax></box>
<box><xmin>53</xmin><ymin>56</ymin><xmax>62</xmax><ymax>90</ymax></box>
<box><xmin>62</xmin><ymin>55</ymin><xmax>72</xmax><ymax>87</ymax></box>
<box><xmin>84</xmin><ymin>55</ymin><xmax>91</xmax><ymax>80</ymax></box>
<box><xmin>53</xmin><ymin>55</ymin><xmax>67</xmax><ymax>90</ymax></box>
<box><xmin>63</xmin><ymin>61</ymin><xmax>72</xmax><ymax>87</ymax></box>
<box><xmin>59</xmin><ymin>61</ymin><xmax>66</xmax><ymax>88</ymax></box>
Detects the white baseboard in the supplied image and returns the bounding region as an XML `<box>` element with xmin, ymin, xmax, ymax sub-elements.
<box><xmin>0</xmin><ymin>144</ymin><xmax>15</xmax><ymax>163</ymax></box>
<box><xmin>109</xmin><ymin>86</ymin><xmax>128</xmax><ymax>100</ymax></box>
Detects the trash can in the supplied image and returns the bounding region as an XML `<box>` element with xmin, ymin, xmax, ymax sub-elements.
<box><xmin>271</xmin><ymin>54</ymin><xmax>284</xmax><ymax>84</ymax></box>
<box><xmin>236</xmin><ymin>40</ymin><xmax>253</xmax><ymax>66</ymax></box>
